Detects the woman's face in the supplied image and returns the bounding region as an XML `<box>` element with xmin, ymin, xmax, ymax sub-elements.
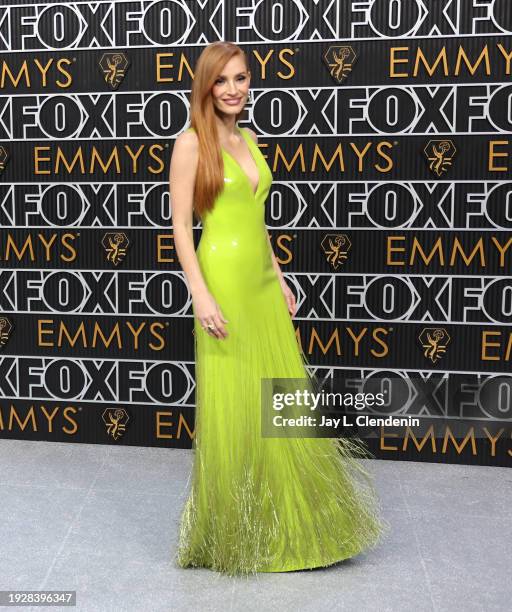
<box><xmin>211</xmin><ymin>54</ymin><xmax>251</xmax><ymax>116</ymax></box>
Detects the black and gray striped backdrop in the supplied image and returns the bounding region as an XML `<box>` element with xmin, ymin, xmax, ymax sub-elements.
<box><xmin>0</xmin><ymin>0</ymin><xmax>511</xmax><ymax>466</ymax></box>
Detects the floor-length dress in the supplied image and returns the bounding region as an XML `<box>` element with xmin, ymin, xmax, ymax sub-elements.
<box><xmin>175</xmin><ymin>125</ymin><xmax>389</xmax><ymax>575</ymax></box>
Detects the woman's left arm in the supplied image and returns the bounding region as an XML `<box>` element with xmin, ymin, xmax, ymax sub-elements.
<box><xmin>246</xmin><ymin>127</ymin><xmax>297</xmax><ymax>318</ymax></box>
<box><xmin>266</xmin><ymin>231</ymin><xmax>297</xmax><ymax>318</ymax></box>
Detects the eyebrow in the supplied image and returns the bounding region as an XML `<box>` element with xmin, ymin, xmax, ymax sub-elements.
<box><xmin>216</xmin><ymin>71</ymin><xmax>247</xmax><ymax>78</ymax></box>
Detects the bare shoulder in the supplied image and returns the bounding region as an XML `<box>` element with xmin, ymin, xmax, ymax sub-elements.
<box><xmin>170</xmin><ymin>129</ymin><xmax>199</xmax><ymax>175</ymax></box>
<box><xmin>244</xmin><ymin>127</ymin><xmax>258</xmax><ymax>144</ymax></box>
<box><xmin>173</xmin><ymin>129</ymin><xmax>199</xmax><ymax>154</ymax></box>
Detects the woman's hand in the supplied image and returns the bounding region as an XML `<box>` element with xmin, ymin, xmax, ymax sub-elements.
<box><xmin>192</xmin><ymin>289</ymin><xmax>229</xmax><ymax>339</ymax></box>
<box><xmin>280</xmin><ymin>279</ymin><xmax>297</xmax><ymax>318</ymax></box>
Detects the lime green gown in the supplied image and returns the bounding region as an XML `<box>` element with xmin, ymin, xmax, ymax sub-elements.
<box><xmin>175</xmin><ymin>125</ymin><xmax>389</xmax><ymax>576</ymax></box>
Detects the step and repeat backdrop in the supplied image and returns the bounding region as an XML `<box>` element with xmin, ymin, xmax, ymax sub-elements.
<box><xmin>0</xmin><ymin>0</ymin><xmax>511</xmax><ymax>466</ymax></box>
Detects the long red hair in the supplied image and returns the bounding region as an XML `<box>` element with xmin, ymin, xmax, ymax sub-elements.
<box><xmin>189</xmin><ymin>41</ymin><xmax>249</xmax><ymax>220</ymax></box>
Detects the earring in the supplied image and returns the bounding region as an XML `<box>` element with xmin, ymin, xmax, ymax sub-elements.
<box><xmin>247</xmin><ymin>90</ymin><xmax>254</xmax><ymax>104</ymax></box>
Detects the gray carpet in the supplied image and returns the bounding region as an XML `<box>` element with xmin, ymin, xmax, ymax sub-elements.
<box><xmin>0</xmin><ymin>439</ymin><xmax>509</xmax><ymax>612</ymax></box>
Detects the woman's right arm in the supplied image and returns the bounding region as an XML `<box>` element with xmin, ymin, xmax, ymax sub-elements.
<box><xmin>169</xmin><ymin>131</ymin><xmax>229</xmax><ymax>339</ymax></box>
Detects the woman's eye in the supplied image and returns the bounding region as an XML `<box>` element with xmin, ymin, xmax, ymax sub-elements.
<box><xmin>215</xmin><ymin>76</ymin><xmax>246</xmax><ymax>84</ymax></box>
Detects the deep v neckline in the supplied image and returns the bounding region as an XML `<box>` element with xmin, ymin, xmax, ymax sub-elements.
<box><xmin>221</xmin><ymin>127</ymin><xmax>260</xmax><ymax>197</ymax></box>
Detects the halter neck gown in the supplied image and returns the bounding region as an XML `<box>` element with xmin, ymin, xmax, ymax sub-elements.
<box><xmin>175</xmin><ymin>125</ymin><xmax>388</xmax><ymax>575</ymax></box>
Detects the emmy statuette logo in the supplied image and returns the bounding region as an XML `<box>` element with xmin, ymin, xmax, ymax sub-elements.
<box><xmin>0</xmin><ymin>146</ymin><xmax>9</xmax><ymax>173</ymax></box>
<box><xmin>419</xmin><ymin>328</ymin><xmax>451</xmax><ymax>363</ymax></box>
<box><xmin>322</xmin><ymin>45</ymin><xmax>357</xmax><ymax>83</ymax></box>
<box><xmin>424</xmin><ymin>140</ymin><xmax>457</xmax><ymax>176</ymax></box>
<box><xmin>102</xmin><ymin>232</ymin><xmax>130</xmax><ymax>265</ymax></box>
<box><xmin>321</xmin><ymin>234</ymin><xmax>351</xmax><ymax>269</ymax></box>
<box><xmin>102</xmin><ymin>408</ymin><xmax>130</xmax><ymax>440</ymax></box>
<box><xmin>98</xmin><ymin>52</ymin><xmax>130</xmax><ymax>89</ymax></box>
<box><xmin>0</xmin><ymin>316</ymin><xmax>14</xmax><ymax>348</ymax></box>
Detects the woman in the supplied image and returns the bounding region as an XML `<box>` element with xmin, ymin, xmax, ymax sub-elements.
<box><xmin>169</xmin><ymin>41</ymin><xmax>388</xmax><ymax>576</ymax></box>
